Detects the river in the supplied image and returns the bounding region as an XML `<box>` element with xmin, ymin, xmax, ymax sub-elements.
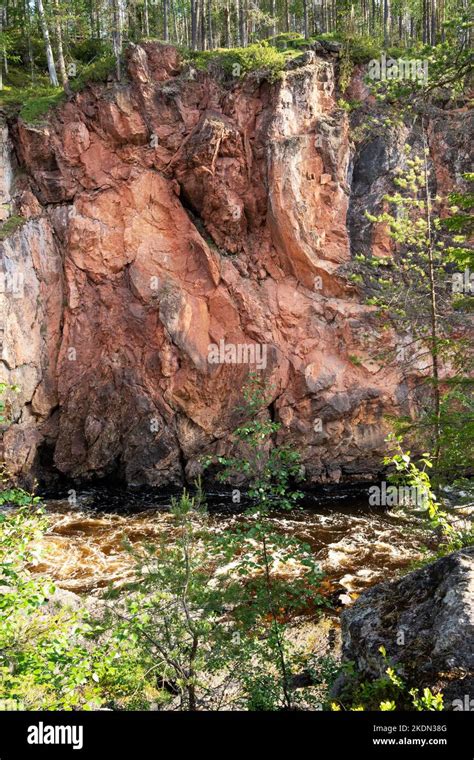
<box><xmin>32</xmin><ymin>485</ymin><xmax>439</xmax><ymax>603</ymax></box>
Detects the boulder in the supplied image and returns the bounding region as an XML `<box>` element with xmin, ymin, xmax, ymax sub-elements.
<box><xmin>338</xmin><ymin>547</ymin><xmax>474</xmax><ymax>706</ymax></box>
<box><xmin>318</xmin><ymin>39</ymin><xmax>342</xmax><ymax>54</ymax></box>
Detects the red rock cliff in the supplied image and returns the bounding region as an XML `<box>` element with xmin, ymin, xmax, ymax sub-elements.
<box><xmin>0</xmin><ymin>44</ymin><xmax>472</xmax><ymax>486</ymax></box>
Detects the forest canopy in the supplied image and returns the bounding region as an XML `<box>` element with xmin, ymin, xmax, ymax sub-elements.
<box><xmin>0</xmin><ymin>0</ymin><xmax>472</xmax><ymax>95</ymax></box>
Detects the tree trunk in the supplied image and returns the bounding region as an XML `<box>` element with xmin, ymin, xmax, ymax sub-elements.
<box><xmin>0</xmin><ymin>5</ymin><xmax>6</xmax><ymax>85</ymax></box>
<box><xmin>109</xmin><ymin>0</ymin><xmax>122</xmax><ymax>80</ymax></box>
<box><xmin>0</xmin><ymin>7</ymin><xmax>3</xmax><ymax>89</ymax></box>
<box><xmin>270</xmin><ymin>0</ymin><xmax>276</xmax><ymax>37</ymax></box>
<box><xmin>163</xmin><ymin>0</ymin><xmax>169</xmax><ymax>41</ymax></box>
<box><xmin>97</xmin><ymin>0</ymin><xmax>102</xmax><ymax>38</ymax></box>
<box><xmin>422</xmin><ymin>123</ymin><xmax>441</xmax><ymax>461</ymax></box>
<box><xmin>171</xmin><ymin>0</ymin><xmax>179</xmax><ymax>42</ymax></box>
<box><xmin>23</xmin><ymin>0</ymin><xmax>35</xmax><ymax>84</ymax></box>
<box><xmin>383</xmin><ymin>0</ymin><xmax>390</xmax><ymax>46</ymax></box>
<box><xmin>53</xmin><ymin>0</ymin><xmax>69</xmax><ymax>90</ymax></box>
<box><xmin>235</xmin><ymin>0</ymin><xmax>241</xmax><ymax>44</ymax></box>
<box><xmin>262</xmin><ymin>534</ymin><xmax>292</xmax><ymax>711</ymax></box>
<box><xmin>36</xmin><ymin>0</ymin><xmax>59</xmax><ymax>86</ymax></box>
<box><xmin>143</xmin><ymin>0</ymin><xmax>150</xmax><ymax>36</ymax></box>
<box><xmin>430</xmin><ymin>0</ymin><xmax>436</xmax><ymax>44</ymax></box>
<box><xmin>207</xmin><ymin>0</ymin><xmax>213</xmax><ymax>48</ymax></box>
<box><xmin>224</xmin><ymin>0</ymin><xmax>231</xmax><ymax>46</ymax></box>
<box><xmin>191</xmin><ymin>0</ymin><xmax>197</xmax><ymax>49</ymax></box>
<box><xmin>239</xmin><ymin>0</ymin><xmax>246</xmax><ymax>45</ymax></box>
<box><xmin>283</xmin><ymin>0</ymin><xmax>289</xmax><ymax>32</ymax></box>
<box><xmin>200</xmin><ymin>0</ymin><xmax>206</xmax><ymax>49</ymax></box>
<box><xmin>303</xmin><ymin>0</ymin><xmax>309</xmax><ymax>38</ymax></box>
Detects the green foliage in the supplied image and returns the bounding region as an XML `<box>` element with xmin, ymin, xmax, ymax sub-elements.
<box><xmin>102</xmin><ymin>485</ymin><xmax>325</xmax><ymax>710</ymax></box>
<box><xmin>421</xmin><ymin>22</ymin><xmax>473</xmax><ymax>98</ymax></box>
<box><xmin>0</xmin><ymin>81</ymin><xmax>63</xmax><ymax>123</ymax></box>
<box><xmin>69</xmin><ymin>39</ymin><xmax>113</xmax><ymax>64</ymax></box>
<box><xmin>69</xmin><ymin>55</ymin><xmax>117</xmax><ymax>92</ymax></box>
<box><xmin>0</xmin><ymin>382</ymin><xmax>18</xmax><ymax>424</ymax></box>
<box><xmin>409</xmin><ymin>522</ymin><xmax>474</xmax><ymax>571</ymax></box>
<box><xmin>338</xmin><ymin>39</ymin><xmax>354</xmax><ymax>93</ymax></box>
<box><xmin>204</xmin><ymin>373</ymin><xmax>303</xmax><ymax>510</ymax></box>
<box><xmin>332</xmin><ymin>646</ymin><xmax>444</xmax><ymax>711</ymax></box>
<box><xmin>103</xmin><ymin>488</ymin><xmax>237</xmax><ymax>710</ymax></box>
<box><xmin>268</xmin><ymin>32</ymin><xmax>305</xmax><ymax>49</ymax></box>
<box><xmin>0</xmin><ymin>383</ymin><xmax>34</xmax><ymax>507</ymax></box>
<box><xmin>346</xmin><ymin>35</ymin><xmax>382</xmax><ymax>63</ymax></box>
<box><xmin>0</xmin><ymin>494</ymin><xmax>158</xmax><ymax>710</ymax></box>
<box><xmin>99</xmin><ymin>379</ymin><xmax>326</xmax><ymax>710</ymax></box>
<box><xmin>0</xmin><ymin>215</ymin><xmax>26</xmax><ymax>241</ymax></box>
<box><xmin>200</xmin><ymin>375</ymin><xmax>327</xmax><ymax>708</ymax></box>
<box><xmin>0</xmin><ymin>385</ymin><xmax>86</xmax><ymax>707</ymax></box>
<box><xmin>0</xmin><ymin>51</ymin><xmax>115</xmax><ymax>122</ymax></box>
<box><xmin>0</xmin><ymin>504</ymin><xmax>96</xmax><ymax>709</ymax></box>
<box><xmin>0</xmin><ymin>383</ymin><xmax>149</xmax><ymax>710</ymax></box>
<box><xmin>187</xmin><ymin>42</ymin><xmax>287</xmax><ymax>82</ymax></box>
<box><xmin>361</xmin><ymin>147</ymin><xmax>473</xmax><ymax>469</ymax></box>
<box><xmin>383</xmin><ymin>434</ymin><xmax>453</xmax><ymax>536</ymax></box>
<box><xmin>435</xmin><ymin>388</ymin><xmax>474</xmax><ymax>482</ymax></box>
<box><xmin>0</xmin><ymin>502</ymin><xmax>155</xmax><ymax>710</ymax></box>
<box><xmin>443</xmin><ymin>173</ymin><xmax>474</xmax><ymax>289</ymax></box>
<box><xmin>18</xmin><ymin>88</ymin><xmax>65</xmax><ymax>124</ymax></box>
<box><xmin>272</xmin><ymin>30</ymin><xmax>377</xmax><ymax>55</ymax></box>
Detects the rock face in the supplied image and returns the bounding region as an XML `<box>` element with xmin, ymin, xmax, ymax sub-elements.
<box><xmin>0</xmin><ymin>44</ymin><xmax>472</xmax><ymax>487</ymax></box>
<box><xmin>338</xmin><ymin>547</ymin><xmax>474</xmax><ymax>705</ymax></box>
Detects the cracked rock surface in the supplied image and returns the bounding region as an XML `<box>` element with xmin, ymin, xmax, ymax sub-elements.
<box><xmin>0</xmin><ymin>43</ymin><xmax>472</xmax><ymax>486</ymax></box>
<box><xmin>337</xmin><ymin>547</ymin><xmax>474</xmax><ymax>705</ymax></box>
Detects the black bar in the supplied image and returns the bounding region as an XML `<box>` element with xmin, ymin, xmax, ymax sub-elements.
<box><xmin>0</xmin><ymin>710</ymin><xmax>471</xmax><ymax>758</ymax></box>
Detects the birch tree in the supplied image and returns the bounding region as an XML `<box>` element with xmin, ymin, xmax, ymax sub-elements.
<box><xmin>36</xmin><ymin>0</ymin><xmax>59</xmax><ymax>86</ymax></box>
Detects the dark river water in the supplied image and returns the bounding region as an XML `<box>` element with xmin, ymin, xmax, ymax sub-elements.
<box><xmin>32</xmin><ymin>485</ymin><xmax>441</xmax><ymax>601</ymax></box>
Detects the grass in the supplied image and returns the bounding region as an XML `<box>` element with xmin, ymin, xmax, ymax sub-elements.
<box><xmin>69</xmin><ymin>54</ymin><xmax>116</xmax><ymax>92</ymax></box>
<box><xmin>0</xmin><ymin>215</ymin><xmax>26</xmax><ymax>241</ymax></box>
<box><xmin>19</xmin><ymin>89</ymin><xmax>65</xmax><ymax>123</ymax></box>
<box><xmin>184</xmin><ymin>42</ymin><xmax>290</xmax><ymax>82</ymax></box>
<box><xmin>0</xmin><ymin>68</ymin><xmax>65</xmax><ymax>124</ymax></box>
<box><xmin>0</xmin><ymin>54</ymin><xmax>115</xmax><ymax>124</ymax></box>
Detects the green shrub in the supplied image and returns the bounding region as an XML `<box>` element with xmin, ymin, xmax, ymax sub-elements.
<box><xmin>267</xmin><ymin>32</ymin><xmax>305</xmax><ymax>49</ymax></box>
<box><xmin>70</xmin><ymin>39</ymin><xmax>112</xmax><ymax>64</ymax></box>
<box><xmin>70</xmin><ymin>54</ymin><xmax>116</xmax><ymax>92</ymax></box>
<box><xmin>0</xmin><ymin>215</ymin><xmax>26</xmax><ymax>241</ymax></box>
<box><xmin>346</xmin><ymin>35</ymin><xmax>382</xmax><ymax>63</ymax></box>
<box><xmin>332</xmin><ymin>647</ymin><xmax>444</xmax><ymax>711</ymax></box>
<box><xmin>18</xmin><ymin>88</ymin><xmax>65</xmax><ymax>124</ymax></box>
<box><xmin>188</xmin><ymin>43</ymin><xmax>287</xmax><ymax>82</ymax></box>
